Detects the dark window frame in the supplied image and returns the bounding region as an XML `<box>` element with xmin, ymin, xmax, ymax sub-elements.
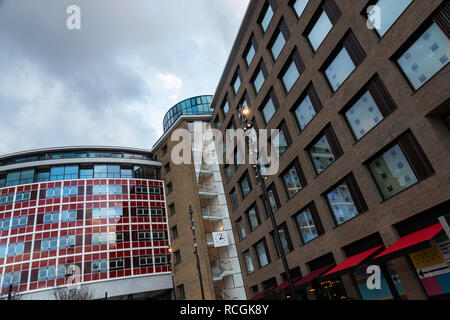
<box><xmin>292</xmin><ymin>202</ymin><xmax>324</xmax><ymax>245</ymax></box>
<box><xmin>257</xmin><ymin>0</ymin><xmax>278</xmax><ymax>34</ymax></box>
<box><xmin>280</xmin><ymin>158</ymin><xmax>307</xmax><ymax>200</ymax></box>
<box><xmin>246</xmin><ymin>202</ymin><xmax>262</xmax><ymax>232</ymax></box>
<box><xmin>278</xmin><ymin>47</ymin><xmax>305</xmax><ymax>94</ymax></box>
<box><xmin>290</xmin><ymin>82</ymin><xmax>323</xmax><ymax>133</ymax></box>
<box><xmin>243</xmin><ymin>33</ymin><xmax>259</xmax><ymax>68</ymax></box>
<box><xmin>267</xmin><ymin>18</ymin><xmax>291</xmax><ymax>62</ymax></box>
<box><xmin>251</xmin><ymin>59</ymin><xmax>269</xmax><ymax>96</ymax></box>
<box><xmin>259</xmin><ymin>87</ymin><xmax>280</xmax><ymax>126</ymax></box>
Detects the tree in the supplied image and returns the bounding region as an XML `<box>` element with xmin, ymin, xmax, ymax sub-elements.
<box><xmin>51</xmin><ymin>285</ymin><xmax>94</xmax><ymax>300</ymax></box>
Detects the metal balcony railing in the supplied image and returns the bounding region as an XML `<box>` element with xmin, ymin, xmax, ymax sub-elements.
<box><xmin>210</xmin><ymin>259</ymin><xmax>234</xmax><ymax>281</ymax></box>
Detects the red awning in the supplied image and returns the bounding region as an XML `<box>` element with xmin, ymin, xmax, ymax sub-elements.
<box><xmin>275</xmin><ymin>276</ymin><xmax>303</xmax><ymax>292</ymax></box>
<box><xmin>321</xmin><ymin>245</ymin><xmax>384</xmax><ymax>278</ymax></box>
<box><xmin>293</xmin><ymin>265</ymin><xmax>334</xmax><ymax>288</ymax></box>
<box><xmin>249</xmin><ymin>290</ymin><xmax>266</xmax><ymax>300</ymax></box>
<box><xmin>373</xmin><ymin>223</ymin><xmax>443</xmax><ymax>261</ymax></box>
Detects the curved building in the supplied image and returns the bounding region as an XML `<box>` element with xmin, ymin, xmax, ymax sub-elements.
<box><xmin>0</xmin><ymin>146</ymin><xmax>172</xmax><ymax>300</ymax></box>
<box><xmin>162</xmin><ymin>95</ymin><xmax>213</xmax><ymax>133</ymax></box>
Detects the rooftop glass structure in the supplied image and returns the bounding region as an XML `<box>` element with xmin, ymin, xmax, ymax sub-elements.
<box><xmin>163</xmin><ymin>95</ymin><xmax>213</xmax><ymax>132</ymax></box>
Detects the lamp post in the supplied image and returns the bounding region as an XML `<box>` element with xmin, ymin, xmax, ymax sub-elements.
<box><xmin>190</xmin><ymin>206</ymin><xmax>205</xmax><ymax>300</ymax></box>
<box><xmin>169</xmin><ymin>248</ymin><xmax>177</xmax><ymax>300</ymax></box>
<box><xmin>238</xmin><ymin>105</ymin><xmax>298</xmax><ymax>300</ymax></box>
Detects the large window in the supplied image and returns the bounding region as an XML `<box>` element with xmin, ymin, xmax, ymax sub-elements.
<box><xmin>323</xmin><ymin>31</ymin><xmax>366</xmax><ymax>92</ymax></box>
<box><xmin>292</xmin><ymin>84</ymin><xmax>322</xmax><ymax>131</ymax></box>
<box><xmin>267</xmin><ymin>184</ymin><xmax>280</xmax><ymax>214</ymax></box>
<box><xmin>232</xmin><ymin>68</ymin><xmax>242</xmax><ymax>95</ymax></box>
<box><xmin>259</xmin><ymin>2</ymin><xmax>275</xmax><ymax>33</ymax></box>
<box><xmin>396</xmin><ymin>21</ymin><xmax>450</xmax><ymax>90</ymax></box>
<box><xmin>5</xmin><ymin>169</ymin><xmax>35</xmax><ymax>186</ymax></box>
<box><xmin>261</xmin><ymin>95</ymin><xmax>276</xmax><ymax>125</ymax></box>
<box><xmin>281</xmin><ymin>159</ymin><xmax>306</xmax><ymax>199</ymax></box>
<box><xmin>279</xmin><ymin>49</ymin><xmax>305</xmax><ymax>93</ymax></box>
<box><xmin>2</xmin><ymin>272</ymin><xmax>21</xmax><ymax>288</ymax></box>
<box><xmin>91</xmin><ymin>260</ymin><xmax>108</xmax><ymax>273</ymax></box>
<box><xmin>269</xmin><ymin>20</ymin><xmax>290</xmax><ymax>61</ymax></box>
<box><xmin>274</xmin><ymin>122</ymin><xmax>291</xmax><ymax>156</ymax></box>
<box><xmin>244</xmin><ymin>35</ymin><xmax>257</xmax><ymax>67</ymax></box>
<box><xmin>254</xmin><ymin>238</ymin><xmax>271</xmax><ymax>268</ymax></box>
<box><xmin>230</xmin><ymin>188</ymin><xmax>239</xmax><ymax>209</ymax></box>
<box><xmin>367</xmin><ymin>0</ymin><xmax>413</xmax><ymax>37</ymax></box>
<box><xmin>252</xmin><ymin>61</ymin><xmax>268</xmax><ymax>95</ymax></box>
<box><xmin>243</xmin><ymin>250</ymin><xmax>254</xmax><ymax>274</ymax></box>
<box><xmin>307</xmin><ymin>125</ymin><xmax>343</xmax><ymax>174</ymax></box>
<box><xmin>325</xmin><ymin>174</ymin><xmax>367</xmax><ymax>226</ymax></box>
<box><xmin>366</xmin><ymin>131</ymin><xmax>434</xmax><ymax>200</ymax></box>
<box><xmin>246</xmin><ymin>204</ymin><xmax>261</xmax><ymax>232</ymax></box>
<box><xmin>239</xmin><ymin>173</ymin><xmax>252</xmax><ymax>199</ymax></box>
<box><xmin>236</xmin><ymin>218</ymin><xmax>247</xmax><ymax>240</ymax></box>
<box><xmin>342</xmin><ymin>75</ymin><xmax>397</xmax><ymax>141</ymax></box>
<box><xmin>7</xmin><ymin>242</ymin><xmax>24</xmax><ymax>257</ymax></box>
<box><xmin>294</xmin><ymin>203</ymin><xmax>323</xmax><ymax>244</ymax></box>
<box><xmin>292</xmin><ymin>0</ymin><xmax>309</xmax><ymax>18</ymax></box>
<box><xmin>308</xmin><ymin>10</ymin><xmax>333</xmax><ymax>51</ymax></box>
<box><xmin>41</xmin><ymin>238</ymin><xmax>58</xmax><ymax>252</ymax></box>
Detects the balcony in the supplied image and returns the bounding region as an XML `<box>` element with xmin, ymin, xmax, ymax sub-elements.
<box><xmin>202</xmin><ymin>206</ymin><xmax>223</xmax><ymax>221</ymax></box>
<box><xmin>210</xmin><ymin>259</ymin><xmax>234</xmax><ymax>281</ymax></box>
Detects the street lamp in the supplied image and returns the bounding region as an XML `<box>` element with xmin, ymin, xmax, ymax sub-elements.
<box><xmin>238</xmin><ymin>105</ymin><xmax>298</xmax><ymax>300</ymax></box>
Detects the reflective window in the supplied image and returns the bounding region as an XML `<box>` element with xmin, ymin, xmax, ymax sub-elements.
<box><xmin>59</xmin><ymin>236</ymin><xmax>76</xmax><ymax>249</ymax></box>
<box><xmin>46</xmin><ymin>187</ymin><xmax>61</xmax><ymax>199</ymax></box>
<box><xmin>233</xmin><ymin>73</ymin><xmax>241</xmax><ymax>94</ymax></box>
<box><xmin>261</xmin><ymin>97</ymin><xmax>276</xmax><ymax>124</ymax></box>
<box><xmin>15</xmin><ymin>191</ymin><xmax>31</xmax><ymax>203</ymax></box>
<box><xmin>63</xmin><ymin>186</ymin><xmax>78</xmax><ymax>197</ymax></box>
<box><xmin>308</xmin><ymin>10</ymin><xmax>333</xmax><ymax>51</ymax></box>
<box><xmin>120</xmin><ymin>169</ymin><xmax>133</xmax><ymax>178</ymax></box>
<box><xmin>247</xmin><ymin>206</ymin><xmax>260</xmax><ymax>231</ymax></box>
<box><xmin>253</xmin><ymin>69</ymin><xmax>265</xmax><ymax>94</ymax></box>
<box><xmin>282</xmin><ymin>163</ymin><xmax>303</xmax><ymax>199</ymax></box>
<box><xmin>11</xmin><ymin>216</ymin><xmax>27</xmax><ymax>229</ymax></box>
<box><xmin>0</xmin><ymin>219</ymin><xmax>11</xmax><ymax>231</ymax></box>
<box><xmin>397</xmin><ymin>22</ymin><xmax>450</xmax><ymax>90</ymax></box>
<box><xmin>93</xmin><ymin>208</ymin><xmax>108</xmax><ymax>219</ymax></box>
<box><xmin>2</xmin><ymin>272</ymin><xmax>21</xmax><ymax>288</ymax></box>
<box><xmin>308</xmin><ymin>134</ymin><xmax>335</xmax><ymax>174</ymax></box>
<box><xmin>246</xmin><ymin>43</ymin><xmax>256</xmax><ymax>66</ymax></box>
<box><xmin>41</xmin><ymin>238</ymin><xmax>58</xmax><ymax>251</ymax></box>
<box><xmin>293</xmin><ymin>0</ymin><xmax>309</xmax><ymax>17</ymax></box>
<box><xmin>93</xmin><ymin>185</ymin><xmax>107</xmax><ymax>195</ymax></box>
<box><xmin>368</xmin><ymin>144</ymin><xmax>418</xmax><ymax>199</ymax></box>
<box><xmin>239</xmin><ymin>174</ymin><xmax>252</xmax><ymax>199</ymax></box>
<box><xmin>275</xmin><ymin>126</ymin><xmax>289</xmax><ymax>156</ymax></box>
<box><xmin>261</xmin><ymin>5</ymin><xmax>274</xmax><ymax>32</ymax></box>
<box><xmin>43</xmin><ymin>211</ymin><xmax>59</xmax><ymax>224</ymax></box>
<box><xmin>5</xmin><ymin>170</ymin><xmax>34</xmax><ymax>186</ymax></box>
<box><xmin>254</xmin><ymin>240</ymin><xmax>270</xmax><ymax>268</ymax></box>
<box><xmin>230</xmin><ymin>189</ymin><xmax>239</xmax><ymax>209</ymax></box>
<box><xmin>281</xmin><ymin>60</ymin><xmax>300</xmax><ymax>92</ymax></box>
<box><xmin>326</xmin><ymin>182</ymin><xmax>359</xmax><ymax>225</ymax></box>
<box><xmin>61</xmin><ymin>210</ymin><xmax>77</xmax><ymax>222</ymax></box>
<box><xmin>224</xmin><ymin>165</ymin><xmax>233</xmax><ymax>181</ymax></box>
<box><xmin>295</xmin><ymin>208</ymin><xmax>319</xmax><ymax>243</ymax></box>
<box><xmin>294</xmin><ymin>95</ymin><xmax>316</xmax><ymax>130</ymax></box>
<box><xmin>0</xmin><ymin>244</ymin><xmax>6</xmax><ymax>258</ymax></box>
<box><xmin>243</xmin><ymin>251</ymin><xmax>254</xmax><ymax>274</ymax></box>
<box><xmin>222</xmin><ymin>100</ymin><xmax>230</xmax><ymax>115</ymax></box>
<box><xmin>36</xmin><ymin>171</ymin><xmax>50</xmax><ymax>182</ymax></box>
<box><xmin>0</xmin><ymin>194</ymin><xmax>14</xmax><ymax>205</ymax></box>
<box><xmin>236</xmin><ymin>218</ymin><xmax>246</xmax><ymax>240</ymax></box>
<box><xmin>91</xmin><ymin>259</ymin><xmax>108</xmax><ymax>273</ymax></box>
<box><xmin>325</xmin><ymin>47</ymin><xmax>356</xmax><ymax>92</ymax></box>
<box><xmin>270</xmin><ymin>30</ymin><xmax>286</xmax><ymax>60</ymax></box>
<box><xmin>267</xmin><ymin>185</ymin><xmax>279</xmax><ymax>214</ymax></box>
<box><xmin>94</xmin><ymin>165</ymin><xmax>108</xmax><ymax>178</ymax></box>
<box><xmin>7</xmin><ymin>242</ymin><xmax>24</xmax><ymax>257</ymax></box>
<box><xmin>80</xmin><ymin>168</ymin><xmax>93</xmax><ymax>179</ymax></box>
<box><xmin>368</xmin><ymin>0</ymin><xmax>413</xmax><ymax>37</ymax></box>
<box><xmin>345</xmin><ymin>91</ymin><xmax>384</xmax><ymax>140</ymax></box>
<box><xmin>274</xmin><ymin>224</ymin><xmax>293</xmax><ymax>255</ymax></box>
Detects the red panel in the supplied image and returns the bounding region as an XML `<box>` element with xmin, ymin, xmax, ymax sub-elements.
<box><xmin>294</xmin><ymin>265</ymin><xmax>335</xmax><ymax>287</ymax></box>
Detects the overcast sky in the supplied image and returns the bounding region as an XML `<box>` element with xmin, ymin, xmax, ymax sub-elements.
<box><xmin>0</xmin><ymin>0</ymin><xmax>249</xmax><ymax>155</ymax></box>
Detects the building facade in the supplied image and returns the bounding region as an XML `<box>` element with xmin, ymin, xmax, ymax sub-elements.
<box><xmin>152</xmin><ymin>95</ymin><xmax>247</xmax><ymax>300</ymax></box>
<box><xmin>211</xmin><ymin>0</ymin><xmax>450</xmax><ymax>300</ymax></box>
<box><xmin>0</xmin><ymin>147</ymin><xmax>172</xmax><ymax>299</ymax></box>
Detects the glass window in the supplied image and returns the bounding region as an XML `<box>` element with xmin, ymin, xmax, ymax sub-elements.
<box><xmin>308</xmin><ymin>11</ymin><xmax>333</xmax><ymax>51</ymax></box>
<box><xmin>46</xmin><ymin>187</ymin><xmax>61</xmax><ymax>199</ymax></box>
<box><xmin>261</xmin><ymin>5</ymin><xmax>274</xmax><ymax>32</ymax></box>
<box><xmin>223</xmin><ymin>100</ymin><xmax>230</xmax><ymax>115</ymax></box>
<box><xmin>0</xmin><ymin>245</ymin><xmax>6</xmax><ymax>258</ymax></box>
<box><xmin>275</xmin><ymin>127</ymin><xmax>288</xmax><ymax>156</ymax></box>
<box><xmin>294</xmin><ymin>94</ymin><xmax>317</xmax><ymax>130</ymax></box>
<box><xmin>80</xmin><ymin>168</ymin><xmax>93</xmax><ymax>179</ymax></box>
<box><xmin>236</xmin><ymin>218</ymin><xmax>246</xmax><ymax>240</ymax></box>
<box><xmin>368</xmin><ymin>0</ymin><xmax>413</xmax><ymax>37</ymax></box>
<box><xmin>107</xmin><ymin>165</ymin><xmax>121</xmax><ymax>178</ymax></box>
<box><xmin>282</xmin><ymin>163</ymin><xmax>303</xmax><ymax>199</ymax></box>
<box><xmin>282</xmin><ymin>60</ymin><xmax>300</xmax><ymax>92</ymax></box>
<box><xmin>239</xmin><ymin>175</ymin><xmax>252</xmax><ymax>199</ymax></box>
<box><xmin>345</xmin><ymin>91</ymin><xmax>384</xmax><ymax>140</ymax></box>
<box><xmin>368</xmin><ymin>144</ymin><xmax>419</xmax><ymax>199</ymax></box>
<box><xmin>255</xmin><ymin>240</ymin><xmax>270</xmax><ymax>268</ymax></box>
<box><xmin>63</xmin><ymin>186</ymin><xmax>78</xmax><ymax>197</ymax></box>
<box><xmin>397</xmin><ymin>22</ymin><xmax>450</xmax><ymax>90</ymax></box>
<box><xmin>7</xmin><ymin>242</ymin><xmax>24</xmax><ymax>257</ymax></box>
<box><xmin>36</xmin><ymin>171</ymin><xmax>50</xmax><ymax>182</ymax></box>
<box><xmin>94</xmin><ymin>165</ymin><xmax>108</xmax><ymax>178</ymax></box>
<box><xmin>247</xmin><ymin>206</ymin><xmax>260</xmax><ymax>231</ymax></box>
<box><xmin>233</xmin><ymin>74</ymin><xmax>241</xmax><ymax>94</ymax></box>
<box><xmin>224</xmin><ymin>165</ymin><xmax>233</xmax><ymax>181</ymax></box>
<box><xmin>59</xmin><ymin>236</ymin><xmax>75</xmax><ymax>249</ymax></box>
<box><xmin>326</xmin><ymin>182</ymin><xmax>359</xmax><ymax>225</ymax></box>
<box><xmin>50</xmin><ymin>167</ymin><xmax>65</xmax><ymax>181</ymax></box>
<box><xmin>41</xmin><ymin>238</ymin><xmax>58</xmax><ymax>251</ymax></box>
<box><xmin>91</xmin><ymin>260</ymin><xmax>108</xmax><ymax>273</ymax></box>
<box><xmin>6</xmin><ymin>171</ymin><xmax>20</xmax><ymax>186</ymax></box>
<box><xmin>325</xmin><ymin>47</ymin><xmax>356</xmax><ymax>92</ymax></box>
<box><xmin>61</xmin><ymin>210</ymin><xmax>77</xmax><ymax>222</ymax></box>
<box><xmin>270</xmin><ymin>30</ymin><xmax>286</xmax><ymax>60</ymax></box>
<box><xmin>11</xmin><ymin>216</ymin><xmax>27</xmax><ymax>229</ymax></box>
<box><xmin>243</xmin><ymin>251</ymin><xmax>254</xmax><ymax>274</ymax></box>
<box><xmin>293</xmin><ymin>0</ymin><xmax>309</xmax><ymax>17</ymax></box>
<box><xmin>2</xmin><ymin>272</ymin><xmax>21</xmax><ymax>288</ymax></box>
<box><xmin>246</xmin><ymin>43</ymin><xmax>256</xmax><ymax>66</ymax></box>
<box><xmin>308</xmin><ymin>134</ymin><xmax>335</xmax><ymax>174</ymax></box>
<box><xmin>93</xmin><ymin>185</ymin><xmax>107</xmax><ymax>195</ymax></box>
<box><xmin>120</xmin><ymin>169</ymin><xmax>133</xmax><ymax>178</ymax></box>
<box><xmin>0</xmin><ymin>219</ymin><xmax>11</xmax><ymax>231</ymax></box>
<box><xmin>275</xmin><ymin>224</ymin><xmax>293</xmax><ymax>255</ymax></box>
<box><xmin>64</xmin><ymin>166</ymin><xmax>79</xmax><ymax>179</ymax></box>
<box><xmin>295</xmin><ymin>208</ymin><xmax>319</xmax><ymax>243</ymax></box>
<box><xmin>253</xmin><ymin>69</ymin><xmax>265</xmax><ymax>94</ymax></box>
<box><xmin>19</xmin><ymin>169</ymin><xmax>35</xmax><ymax>184</ymax></box>
<box><xmin>267</xmin><ymin>186</ymin><xmax>279</xmax><ymax>214</ymax></box>
<box><xmin>230</xmin><ymin>189</ymin><xmax>239</xmax><ymax>209</ymax></box>
<box><xmin>261</xmin><ymin>97</ymin><xmax>276</xmax><ymax>124</ymax></box>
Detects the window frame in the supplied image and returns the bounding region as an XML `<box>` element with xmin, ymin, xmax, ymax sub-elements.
<box><xmin>280</xmin><ymin>158</ymin><xmax>307</xmax><ymax>200</ymax></box>
<box><xmin>293</xmin><ymin>202</ymin><xmax>324</xmax><ymax>245</ymax></box>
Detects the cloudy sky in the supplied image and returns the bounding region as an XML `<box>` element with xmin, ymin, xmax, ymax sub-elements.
<box><xmin>0</xmin><ymin>0</ymin><xmax>249</xmax><ymax>155</ymax></box>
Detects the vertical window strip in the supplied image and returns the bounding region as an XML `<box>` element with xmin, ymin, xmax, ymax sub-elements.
<box><xmin>433</xmin><ymin>2</ymin><xmax>450</xmax><ymax>36</ymax></box>
<box><xmin>397</xmin><ymin>131</ymin><xmax>435</xmax><ymax>181</ymax></box>
<box><xmin>343</xmin><ymin>31</ymin><xmax>366</xmax><ymax>66</ymax></box>
<box><xmin>279</xmin><ymin>19</ymin><xmax>291</xmax><ymax>40</ymax></box>
<box><xmin>366</xmin><ymin>75</ymin><xmax>397</xmax><ymax>116</ymax></box>
<box><xmin>307</xmin><ymin>83</ymin><xmax>323</xmax><ymax>112</ymax></box>
<box><xmin>322</xmin><ymin>0</ymin><xmax>341</xmax><ymax>25</ymax></box>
